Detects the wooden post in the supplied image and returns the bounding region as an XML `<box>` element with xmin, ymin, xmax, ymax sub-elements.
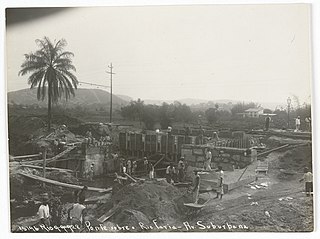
<box><xmin>166</xmin><ymin>134</ymin><xmax>168</xmax><ymax>158</ymax></box>
<box><xmin>42</xmin><ymin>148</ymin><xmax>47</xmax><ymax>187</ymax></box>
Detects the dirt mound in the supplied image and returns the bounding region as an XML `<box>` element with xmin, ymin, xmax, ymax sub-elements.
<box><xmin>94</xmin><ymin>180</ymin><xmax>190</xmax><ymax>230</ymax></box>
<box><xmin>195</xmin><ymin>192</ymin><xmax>313</xmax><ymax>232</ymax></box>
<box><xmin>276</xmin><ymin>145</ymin><xmax>312</xmax><ymax>181</ymax></box>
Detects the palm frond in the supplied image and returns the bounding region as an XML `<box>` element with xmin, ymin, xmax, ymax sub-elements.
<box><xmin>27</xmin><ymin>69</ymin><xmax>45</xmax><ymax>86</ymax></box>
<box><xmin>55</xmin><ymin>64</ymin><xmax>77</xmax><ymax>71</ymax></box>
<box><xmin>57</xmin><ymin>68</ymin><xmax>78</xmax><ymax>88</ymax></box>
<box><xmin>56</xmin><ymin>51</ymin><xmax>74</xmax><ymax>60</ymax></box>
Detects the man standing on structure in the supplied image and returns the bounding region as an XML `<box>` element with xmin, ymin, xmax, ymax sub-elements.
<box><xmin>192</xmin><ymin>171</ymin><xmax>201</xmax><ymax>204</ymax></box>
<box><xmin>215</xmin><ymin>166</ymin><xmax>224</xmax><ymax>200</ymax></box>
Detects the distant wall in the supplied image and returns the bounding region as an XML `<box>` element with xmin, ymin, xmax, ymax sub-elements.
<box><xmin>118</xmin><ymin>131</ymin><xmax>254</xmax><ymax>161</ymax></box>
<box><xmin>182</xmin><ymin>145</ymin><xmax>257</xmax><ymax>171</ymax></box>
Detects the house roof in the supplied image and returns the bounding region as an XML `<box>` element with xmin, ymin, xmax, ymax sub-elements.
<box><xmin>245</xmin><ymin>107</ymin><xmax>264</xmax><ymax>112</ymax></box>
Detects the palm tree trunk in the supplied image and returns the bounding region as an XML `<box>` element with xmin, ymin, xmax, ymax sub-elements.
<box><xmin>47</xmin><ymin>84</ymin><xmax>52</xmax><ymax>131</ymax></box>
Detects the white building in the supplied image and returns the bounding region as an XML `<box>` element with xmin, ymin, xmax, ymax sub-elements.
<box><xmin>244</xmin><ymin>107</ymin><xmax>264</xmax><ymax>118</ymax></box>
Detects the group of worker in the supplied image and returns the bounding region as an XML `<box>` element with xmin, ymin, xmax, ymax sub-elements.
<box><xmin>37</xmin><ymin>186</ymin><xmax>88</xmax><ymax>231</ymax></box>
<box><xmin>192</xmin><ymin>165</ymin><xmax>224</xmax><ymax>204</ymax></box>
<box><xmin>295</xmin><ymin>116</ymin><xmax>312</xmax><ymax>132</ymax></box>
<box><xmin>265</xmin><ymin>115</ymin><xmax>312</xmax><ymax>132</ymax></box>
<box><xmin>165</xmin><ymin>157</ymin><xmax>186</xmax><ymax>184</ymax></box>
<box><xmin>85</xmin><ymin>130</ymin><xmax>112</xmax><ymax>147</ymax></box>
<box><xmin>119</xmin><ymin>158</ymin><xmax>138</xmax><ymax>175</ymax></box>
<box><xmin>143</xmin><ymin>157</ymin><xmax>155</xmax><ymax>179</ymax></box>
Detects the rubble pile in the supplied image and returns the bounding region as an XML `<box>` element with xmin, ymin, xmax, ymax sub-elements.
<box><xmin>93</xmin><ymin>180</ymin><xmax>190</xmax><ymax>230</ymax></box>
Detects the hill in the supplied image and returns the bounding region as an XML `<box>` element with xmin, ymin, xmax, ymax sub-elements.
<box><xmin>7</xmin><ymin>88</ymin><xmax>129</xmax><ymax>108</ymax></box>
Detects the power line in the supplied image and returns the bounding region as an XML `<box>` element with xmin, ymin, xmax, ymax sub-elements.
<box><xmin>78</xmin><ymin>81</ymin><xmax>110</xmax><ymax>88</ymax></box>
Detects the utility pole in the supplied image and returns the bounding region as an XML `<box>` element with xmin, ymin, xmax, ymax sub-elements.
<box><xmin>287</xmin><ymin>97</ymin><xmax>291</xmax><ymax>129</ymax></box>
<box><xmin>42</xmin><ymin>147</ymin><xmax>47</xmax><ymax>188</ymax></box>
<box><xmin>106</xmin><ymin>63</ymin><xmax>115</xmax><ymax>123</ymax></box>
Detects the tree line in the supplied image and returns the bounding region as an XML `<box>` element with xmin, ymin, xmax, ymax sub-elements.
<box><xmin>120</xmin><ymin>100</ymin><xmax>311</xmax><ymax>130</ymax></box>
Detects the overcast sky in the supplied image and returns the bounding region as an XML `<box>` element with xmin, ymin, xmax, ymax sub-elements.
<box><xmin>6</xmin><ymin>4</ymin><xmax>312</xmax><ymax>105</ymax></box>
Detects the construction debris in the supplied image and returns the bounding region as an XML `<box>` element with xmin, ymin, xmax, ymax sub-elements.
<box><xmin>19</xmin><ymin>172</ymin><xmax>111</xmax><ymax>193</ymax></box>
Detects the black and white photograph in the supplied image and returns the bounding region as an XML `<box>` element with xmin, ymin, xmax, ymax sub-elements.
<box><xmin>4</xmin><ymin>2</ymin><xmax>316</xmax><ymax>236</ymax></box>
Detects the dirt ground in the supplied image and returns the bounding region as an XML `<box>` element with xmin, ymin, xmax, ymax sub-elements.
<box><xmin>85</xmin><ymin>144</ymin><xmax>313</xmax><ymax>233</ymax></box>
<box><xmin>187</xmin><ymin>145</ymin><xmax>313</xmax><ymax>232</ymax></box>
<box><xmin>10</xmin><ymin>135</ymin><xmax>313</xmax><ymax>233</ymax></box>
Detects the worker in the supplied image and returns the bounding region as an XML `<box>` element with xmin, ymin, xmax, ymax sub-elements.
<box><xmin>122</xmin><ymin>159</ymin><xmax>127</xmax><ymax>174</ymax></box>
<box><xmin>148</xmin><ymin>162</ymin><xmax>155</xmax><ymax>179</ymax></box>
<box><xmin>167</xmin><ymin>126</ymin><xmax>172</xmax><ymax>135</ymax></box>
<box><xmin>192</xmin><ymin>171</ymin><xmax>201</xmax><ymax>204</ymax></box>
<box><xmin>305</xmin><ymin>117</ymin><xmax>311</xmax><ymax>132</ymax></box>
<box><xmin>185</xmin><ymin>126</ymin><xmax>190</xmax><ymax>137</ymax></box>
<box><xmin>57</xmin><ymin>139</ymin><xmax>65</xmax><ymax>153</ymax></box>
<box><xmin>199</xmin><ymin>126</ymin><xmax>204</xmax><ymax>144</ymax></box>
<box><xmin>212</xmin><ymin>131</ymin><xmax>219</xmax><ymax>140</ymax></box>
<box><xmin>215</xmin><ymin>166</ymin><xmax>224</xmax><ymax>199</ymax></box>
<box><xmin>50</xmin><ymin>197</ymin><xmax>62</xmax><ymax>226</ymax></box>
<box><xmin>295</xmin><ymin>116</ymin><xmax>301</xmax><ymax>132</ymax></box>
<box><xmin>299</xmin><ymin>167</ymin><xmax>313</xmax><ymax>196</ymax></box>
<box><xmin>132</xmin><ymin>160</ymin><xmax>137</xmax><ymax>174</ymax></box>
<box><xmin>177</xmin><ymin>157</ymin><xmax>185</xmax><ymax>182</ymax></box>
<box><xmin>77</xmin><ymin>185</ymin><xmax>88</xmax><ymax>203</ymax></box>
<box><xmin>37</xmin><ymin>194</ymin><xmax>50</xmax><ymax>227</ymax></box>
<box><xmin>204</xmin><ymin>148</ymin><xmax>212</xmax><ymax>170</ymax></box>
<box><xmin>53</xmin><ymin>139</ymin><xmax>59</xmax><ymax>154</ymax></box>
<box><xmin>119</xmin><ymin>158</ymin><xmax>124</xmax><ymax>173</ymax></box>
<box><xmin>127</xmin><ymin>159</ymin><xmax>132</xmax><ymax>175</ymax></box>
<box><xmin>265</xmin><ymin>116</ymin><xmax>271</xmax><ymax>131</ymax></box>
<box><xmin>68</xmin><ymin>197</ymin><xmax>87</xmax><ymax>228</ymax></box>
<box><xmin>166</xmin><ymin>163</ymin><xmax>176</xmax><ymax>184</ymax></box>
<box><xmin>143</xmin><ymin>157</ymin><xmax>149</xmax><ymax>174</ymax></box>
<box><xmin>89</xmin><ymin>164</ymin><xmax>94</xmax><ymax>181</ymax></box>
<box><xmin>86</xmin><ymin>130</ymin><xmax>93</xmax><ymax>145</ymax></box>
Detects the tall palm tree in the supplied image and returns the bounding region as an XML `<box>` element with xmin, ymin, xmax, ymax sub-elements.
<box><xmin>19</xmin><ymin>37</ymin><xmax>78</xmax><ymax>131</ymax></box>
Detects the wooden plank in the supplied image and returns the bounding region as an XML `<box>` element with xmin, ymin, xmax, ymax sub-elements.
<box><xmin>257</xmin><ymin>144</ymin><xmax>289</xmax><ymax>157</ymax></box>
<box><xmin>184</xmin><ymin>203</ymin><xmax>206</xmax><ymax>209</ymax></box>
<box><xmin>123</xmin><ymin>172</ymin><xmax>137</xmax><ymax>183</ymax></box>
<box><xmin>23</xmin><ymin>146</ymin><xmax>77</xmax><ymax>164</ymax></box>
<box><xmin>20</xmin><ymin>164</ymin><xmax>74</xmax><ymax>173</ymax></box>
<box><xmin>12</xmin><ymin>154</ymin><xmax>41</xmax><ymax>160</ymax></box>
<box><xmin>98</xmin><ymin>206</ymin><xmax>119</xmax><ymax>223</ymax></box>
<box><xmin>153</xmin><ymin>154</ymin><xmax>165</xmax><ymax>167</ymax></box>
<box><xmin>173</xmin><ymin>182</ymin><xmax>192</xmax><ymax>187</ymax></box>
<box><xmin>18</xmin><ymin>172</ymin><xmax>111</xmax><ymax>193</ymax></box>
